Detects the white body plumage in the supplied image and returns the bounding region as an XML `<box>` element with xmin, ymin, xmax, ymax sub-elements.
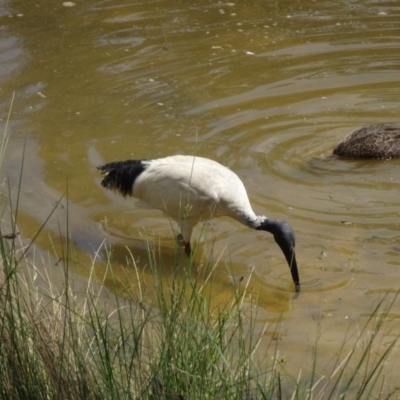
<box><xmin>132</xmin><ymin>156</ymin><xmax>258</xmax><ymax>243</ymax></box>
<box><xmin>97</xmin><ymin>154</ymin><xmax>300</xmax><ymax>291</ymax></box>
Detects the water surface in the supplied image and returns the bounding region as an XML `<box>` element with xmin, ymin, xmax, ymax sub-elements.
<box><xmin>1</xmin><ymin>0</ymin><xmax>400</xmax><ymax>391</ymax></box>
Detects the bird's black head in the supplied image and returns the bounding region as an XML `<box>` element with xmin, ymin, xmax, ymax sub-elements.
<box><xmin>256</xmin><ymin>218</ymin><xmax>300</xmax><ymax>292</ymax></box>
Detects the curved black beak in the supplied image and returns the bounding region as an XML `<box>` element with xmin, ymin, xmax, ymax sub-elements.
<box><xmin>274</xmin><ymin>236</ymin><xmax>300</xmax><ymax>293</ymax></box>
<box><xmin>257</xmin><ymin>219</ymin><xmax>300</xmax><ymax>293</ymax></box>
<box><xmin>274</xmin><ymin>227</ymin><xmax>300</xmax><ymax>293</ymax></box>
<box><xmin>283</xmin><ymin>248</ymin><xmax>300</xmax><ymax>293</ymax></box>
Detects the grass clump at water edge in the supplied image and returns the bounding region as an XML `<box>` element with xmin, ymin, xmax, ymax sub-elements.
<box><xmin>0</xmin><ymin>220</ymin><xmax>283</xmax><ymax>399</ymax></box>
<box><xmin>0</xmin><ymin>203</ymin><xmax>398</xmax><ymax>399</ymax></box>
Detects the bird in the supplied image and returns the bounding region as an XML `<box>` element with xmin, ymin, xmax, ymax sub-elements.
<box><xmin>97</xmin><ymin>155</ymin><xmax>300</xmax><ymax>292</ymax></box>
<box><xmin>333</xmin><ymin>124</ymin><xmax>400</xmax><ymax>159</ymax></box>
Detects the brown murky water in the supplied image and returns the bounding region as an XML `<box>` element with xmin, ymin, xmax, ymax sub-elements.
<box><xmin>1</xmin><ymin>0</ymin><xmax>400</xmax><ymax>390</ymax></box>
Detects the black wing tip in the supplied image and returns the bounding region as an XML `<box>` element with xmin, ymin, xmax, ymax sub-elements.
<box><xmin>97</xmin><ymin>165</ymin><xmax>109</xmax><ymax>175</ymax></box>
<box><xmin>96</xmin><ymin>159</ymin><xmax>148</xmax><ymax>197</ymax></box>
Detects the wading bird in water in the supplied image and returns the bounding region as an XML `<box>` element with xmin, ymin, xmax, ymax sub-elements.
<box><xmin>97</xmin><ymin>155</ymin><xmax>300</xmax><ymax>292</ymax></box>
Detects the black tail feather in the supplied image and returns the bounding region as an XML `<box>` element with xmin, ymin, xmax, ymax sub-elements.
<box><xmin>97</xmin><ymin>160</ymin><xmax>149</xmax><ymax>197</ymax></box>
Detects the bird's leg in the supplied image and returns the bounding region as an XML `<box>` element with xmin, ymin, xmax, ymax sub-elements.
<box><xmin>179</xmin><ymin>220</ymin><xmax>194</xmax><ymax>257</ymax></box>
<box><xmin>184</xmin><ymin>242</ymin><xmax>192</xmax><ymax>257</ymax></box>
<box><xmin>176</xmin><ymin>233</ymin><xmax>184</xmax><ymax>245</ymax></box>
<box><xmin>176</xmin><ymin>233</ymin><xmax>191</xmax><ymax>255</ymax></box>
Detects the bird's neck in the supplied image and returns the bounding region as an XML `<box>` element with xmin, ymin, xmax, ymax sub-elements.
<box><xmin>252</xmin><ymin>216</ymin><xmax>277</xmax><ymax>233</ymax></box>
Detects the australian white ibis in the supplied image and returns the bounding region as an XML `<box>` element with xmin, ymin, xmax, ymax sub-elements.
<box><xmin>333</xmin><ymin>124</ymin><xmax>400</xmax><ymax>159</ymax></box>
<box><xmin>97</xmin><ymin>155</ymin><xmax>300</xmax><ymax>292</ymax></box>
